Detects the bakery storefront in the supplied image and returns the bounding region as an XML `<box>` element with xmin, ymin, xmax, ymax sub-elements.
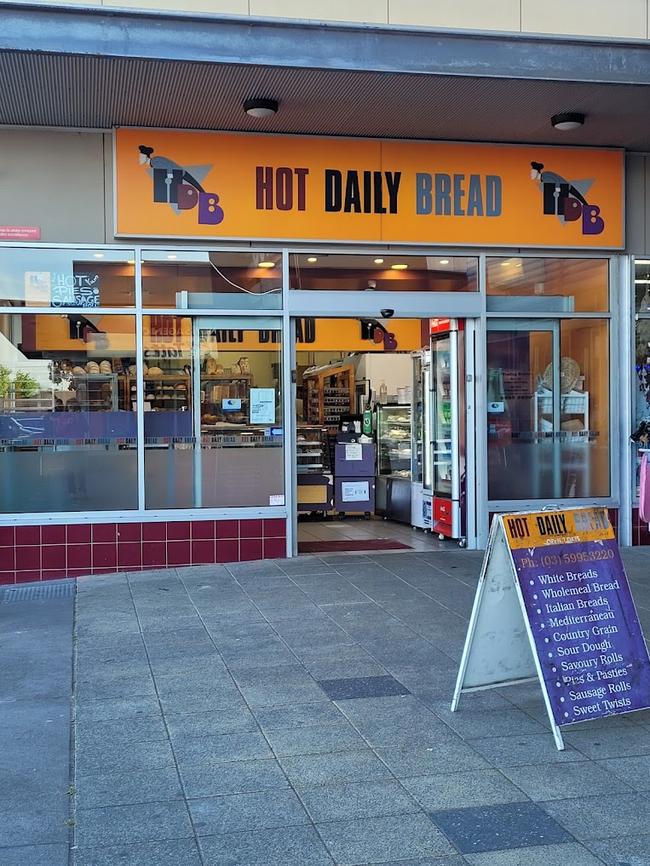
<box><xmin>0</xmin><ymin>130</ymin><xmax>627</xmax><ymax>582</ymax></box>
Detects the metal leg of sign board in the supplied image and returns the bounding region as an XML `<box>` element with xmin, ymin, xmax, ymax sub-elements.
<box><xmin>450</xmin><ymin>517</ymin><xmax>565</xmax><ymax>750</ymax></box>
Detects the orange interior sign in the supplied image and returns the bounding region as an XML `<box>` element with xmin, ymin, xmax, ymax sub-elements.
<box><xmin>115</xmin><ymin>129</ymin><xmax>624</xmax><ymax>248</ymax></box>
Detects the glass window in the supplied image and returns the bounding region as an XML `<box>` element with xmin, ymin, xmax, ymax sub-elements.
<box><xmin>143</xmin><ymin>316</ymin><xmax>284</xmax><ymax>509</ymax></box>
<box><xmin>633</xmin><ymin>318</ymin><xmax>650</xmax><ymax>500</ymax></box>
<box><xmin>487</xmin><ymin>319</ymin><xmax>609</xmax><ymax>501</ymax></box>
<box><xmin>0</xmin><ymin>313</ymin><xmax>137</xmax><ymax>513</ymax></box>
<box><xmin>635</xmin><ymin>259</ymin><xmax>650</xmax><ymax>313</ymax></box>
<box><xmin>289</xmin><ymin>254</ymin><xmax>478</xmax><ymax>292</ymax></box>
<box><xmin>142</xmin><ymin>251</ymin><xmax>282</xmax><ymax>310</ymax></box>
<box><xmin>0</xmin><ymin>247</ymin><xmax>135</xmax><ymax>307</ymax></box>
<box><xmin>487</xmin><ymin>258</ymin><xmax>608</xmax><ymax>313</ymax></box>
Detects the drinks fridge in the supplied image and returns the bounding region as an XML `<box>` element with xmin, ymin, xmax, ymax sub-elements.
<box><xmin>412</xmin><ymin>320</ymin><xmax>465</xmax><ymax>542</ymax></box>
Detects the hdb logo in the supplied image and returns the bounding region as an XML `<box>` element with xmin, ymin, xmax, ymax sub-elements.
<box><xmin>138</xmin><ymin>145</ymin><xmax>224</xmax><ymax>226</ymax></box>
<box><xmin>530</xmin><ymin>161</ymin><xmax>604</xmax><ymax>235</ymax></box>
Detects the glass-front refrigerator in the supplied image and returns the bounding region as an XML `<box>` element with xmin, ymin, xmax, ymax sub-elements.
<box><xmin>431</xmin><ymin>323</ymin><xmax>463</xmax><ymax>541</ymax></box>
<box><xmin>376</xmin><ymin>403</ymin><xmax>412</xmax><ymax>523</ymax></box>
<box><xmin>410</xmin><ymin>350</ymin><xmax>432</xmax><ymax>530</ymax></box>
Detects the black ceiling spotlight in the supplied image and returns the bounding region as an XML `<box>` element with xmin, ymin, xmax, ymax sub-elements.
<box><xmin>551</xmin><ymin>112</ymin><xmax>585</xmax><ymax>131</ymax></box>
<box><xmin>243</xmin><ymin>98</ymin><xmax>279</xmax><ymax>118</ymax></box>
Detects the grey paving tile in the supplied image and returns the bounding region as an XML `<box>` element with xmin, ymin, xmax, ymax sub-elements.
<box><xmin>501</xmin><ymin>760</ymin><xmax>633</xmax><ymax>801</ymax></box>
<box><xmin>159</xmin><ymin>691</ymin><xmax>246</xmax><ymax>715</ymax></box>
<box><xmin>403</xmin><ymin>770</ymin><xmax>528</xmax><ymax>810</ymax></box>
<box><xmin>189</xmin><ymin>789</ymin><xmax>310</xmax><ymax>835</ymax></box>
<box><xmin>298</xmin><ymin>779</ymin><xmax>419</xmax><ymax>823</ymax></box>
<box><xmin>75</xmin><ymin>766</ymin><xmax>183</xmax><ymax>809</ymax></box>
<box><xmin>200</xmin><ymin>824</ymin><xmax>333</xmax><ymax>866</ymax></box>
<box><xmin>376</xmin><ymin>737</ymin><xmax>489</xmax><ymax>778</ymax></box>
<box><xmin>165</xmin><ymin>706</ymin><xmax>258</xmax><ymax>739</ymax></box>
<box><xmin>173</xmin><ymin>731</ymin><xmax>273</xmax><ymax>768</ymax></box>
<box><xmin>351</xmin><ymin>860</ymin><xmax>465</xmax><ymax>866</ymax></box>
<box><xmin>231</xmin><ymin>664</ymin><xmax>326</xmax><ymax>706</ymax></box>
<box><xmin>467</xmin><ymin>735</ymin><xmax>584</xmax><ymax>768</ymax></box>
<box><xmin>75</xmin><ymin>738</ymin><xmax>176</xmax><ymax>776</ymax></box>
<box><xmin>320</xmin><ymin>675</ymin><xmax>410</xmax><ymax>701</ymax></box>
<box><xmin>463</xmin><ymin>843</ymin><xmax>605</xmax><ymax>866</ymax></box>
<box><xmin>430</xmin><ymin>802</ymin><xmax>572</xmax><ymax>855</ymax></box>
<box><xmin>265</xmin><ymin>720</ymin><xmax>368</xmax><ymax>757</ymax></box>
<box><xmin>180</xmin><ymin>757</ymin><xmax>289</xmax><ymax>798</ymax></box>
<box><xmin>75</xmin><ymin>715</ymin><xmax>168</xmax><ymax>748</ymax></box>
<box><xmin>430</xmin><ymin>704</ymin><xmax>545</xmax><ymax>739</ymax></box>
<box><xmin>73</xmin><ymin>839</ymin><xmax>203</xmax><ymax>866</ymax></box>
<box><xmin>563</xmin><ymin>727</ymin><xmax>650</xmax><ymax>759</ymax></box>
<box><xmin>540</xmin><ymin>792</ymin><xmax>650</xmax><ymax>841</ymax></box>
<box><xmin>596</xmin><ymin>754</ymin><xmax>650</xmax><ymax>791</ymax></box>
<box><xmin>584</xmin><ymin>834</ymin><xmax>650</xmax><ymax>866</ymax></box>
<box><xmin>75</xmin><ymin>800</ymin><xmax>193</xmax><ymax>847</ymax></box>
<box><xmin>317</xmin><ymin>813</ymin><xmax>455</xmax><ymax>864</ymax></box>
<box><xmin>154</xmin><ymin>673</ymin><xmax>238</xmax><ymax>699</ymax></box>
<box><xmin>279</xmin><ymin>749</ymin><xmax>393</xmax><ymax>788</ymax></box>
<box><xmin>73</xmin><ymin>696</ymin><xmax>162</xmax><ymax>724</ymax></box>
<box><xmin>253</xmin><ymin>701</ymin><xmax>345</xmax><ymax>731</ymax></box>
<box><xmin>0</xmin><ymin>844</ymin><xmax>69</xmax><ymax>866</ymax></box>
<box><xmin>302</xmin><ymin>657</ymin><xmax>389</xmax><ymax>680</ymax></box>
<box><xmin>75</xmin><ymin>673</ymin><xmax>156</xmax><ymax>701</ymax></box>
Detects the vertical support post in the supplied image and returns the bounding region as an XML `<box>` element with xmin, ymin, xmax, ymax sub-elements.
<box><xmin>134</xmin><ymin>249</ymin><xmax>146</xmax><ymax>512</ymax></box>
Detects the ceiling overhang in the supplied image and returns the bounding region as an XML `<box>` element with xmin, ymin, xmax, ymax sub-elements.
<box><xmin>1</xmin><ymin>3</ymin><xmax>650</xmax><ymax>149</ymax></box>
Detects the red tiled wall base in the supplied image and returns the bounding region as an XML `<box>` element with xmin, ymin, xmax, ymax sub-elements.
<box><xmin>0</xmin><ymin>519</ymin><xmax>287</xmax><ymax>585</ymax></box>
<box><xmin>632</xmin><ymin>508</ymin><xmax>650</xmax><ymax>546</ymax></box>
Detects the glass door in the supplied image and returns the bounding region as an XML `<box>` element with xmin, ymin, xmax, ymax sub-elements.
<box><xmin>486</xmin><ymin>319</ymin><xmax>560</xmax><ymax>501</ymax></box>
<box><xmin>192</xmin><ymin>317</ymin><xmax>284</xmax><ymax>508</ymax></box>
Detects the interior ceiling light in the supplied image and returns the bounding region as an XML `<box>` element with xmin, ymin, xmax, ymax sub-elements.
<box><xmin>501</xmin><ymin>260</ymin><xmax>511</xmax><ymax>266</ymax></box>
<box><xmin>391</xmin><ymin>263</ymin><xmax>408</xmax><ymax>270</ymax></box>
<box><xmin>258</xmin><ymin>261</ymin><xmax>276</xmax><ymax>268</ymax></box>
<box><xmin>439</xmin><ymin>259</ymin><xmax>450</xmax><ymax>265</ymax></box>
<box><xmin>93</xmin><ymin>252</ymin><xmax>104</xmax><ymax>259</ymax></box>
<box><xmin>551</xmin><ymin>112</ymin><xmax>585</xmax><ymax>131</ymax></box>
<box><xmin>167</xmin><ymin>254</ymin><xmax>178</xmax><ymax>260</ymax></box>
<box><xmin>243</xmin><ymin>98</ymin><xmax>279</xmax><ymax>118</ymax></box>
<box><xmin>307</xmin><ymin>256</ymin><xmax>318</xmax><ymax>263</ymax></box>
<box><xmin>374</xmin><ymin>258</ymin><xmax>385</xmax><ymax>264</ymax></box>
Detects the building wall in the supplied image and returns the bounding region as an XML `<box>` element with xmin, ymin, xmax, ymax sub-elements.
<box><xmin>0</xmin><ymin>129</ymin><xmax>108</xmax><ymax>244</ymax></box>
<box><xmin>9</xmin><ymin>0</ymin><xmax>650</xmax><ymax>39</ymax></box>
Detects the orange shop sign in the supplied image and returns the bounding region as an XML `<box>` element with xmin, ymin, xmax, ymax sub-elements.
<box><xmin>114</xmin><ymin>129</ymin><xmax>624</xmax><ymax>249</ymax></box>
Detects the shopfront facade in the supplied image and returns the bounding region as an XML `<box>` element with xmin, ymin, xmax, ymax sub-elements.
<box><xmin>0</xmin><ymin>122</ymin><xmax>639</xmax><ymax>583</ymax></box>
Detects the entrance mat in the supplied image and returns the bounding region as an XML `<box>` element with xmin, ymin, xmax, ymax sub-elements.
<box><xmin>298</xmin><ymin>539</ymin><xmax>412</xmax><ymax>553</ymax></box>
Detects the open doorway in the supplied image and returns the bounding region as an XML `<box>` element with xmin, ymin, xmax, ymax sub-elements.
<box><xmin>293</xmin><ymin>316</ymin><xmax>466</xmax><ymax>554</ymax></box>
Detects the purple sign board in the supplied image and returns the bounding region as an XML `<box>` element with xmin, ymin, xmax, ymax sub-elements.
<box><xmin>507</xmin><ymin>511</ymin><xmax>650</xmax><ymax>727</ymax></box>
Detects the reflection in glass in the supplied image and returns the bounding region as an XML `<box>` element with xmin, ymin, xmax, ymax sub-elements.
<box><xmin>487</xmin><ymin>321</ymin><xmax>609</xmax><ymax>501</ymax></box>
<box><xmin>0</xmin><ymin>313</ymin><xmax>137</xmax><ymax>512</ymax></box>
<box><xmin>635</xmin><ymin>260</ymin><xmax>650</xmax><ymax>313</ymax></box>
<box><xmin>289</xmin><ymin>254</ymin><xmax>477</xmax><ymax>292</ymax></box>
<box><xmin>0</xmin><ymin>248</ymin><xmax>135</xmax><ymax>307</ymax></box>
<box><xmin>487</xmin><ymin>258</ymin><xmax>608</xmax><ymax>313</ymax></box>
<box><xmin>634</xmin><ymin>319</ymin><xmax>650</xmax><ymax>499</ymax></box>
<box><xmin>143</xmin><ymin>316</ymin><xmax>284</xmax><ymax>509</ymax></box>
<box><xmin>141</xmin><ymin>251</ymin><xmax>282</xmax><ymax>309</ymax></box>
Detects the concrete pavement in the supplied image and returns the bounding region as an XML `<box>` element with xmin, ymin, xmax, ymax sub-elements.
<box><xmin>3</xmin><ymin>548</ymin><xmax>650</xmax><ymax>865</ymax></box>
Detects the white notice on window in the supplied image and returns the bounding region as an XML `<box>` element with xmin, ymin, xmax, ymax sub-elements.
<box><xmin>345</xmin><ymin>443</ymin><xmax>362</xmax><ymax>461</ymax></box>
<box><xmin>250</xmin><ymin>388</ymin><xmax>276</xmax><ymax>425</ymax></box>
<box><xmin>341</xmin><ymin>481</ymin><xmax>369</xmax><ymax>502</ymax></box>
